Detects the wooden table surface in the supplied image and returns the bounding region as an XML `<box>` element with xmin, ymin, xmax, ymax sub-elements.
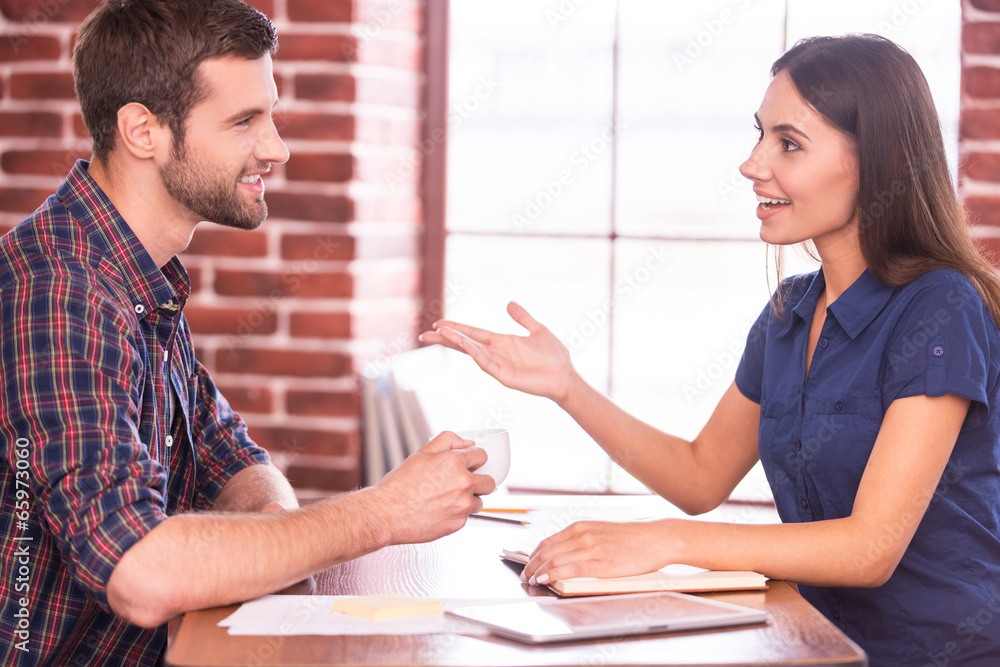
<box><xmin>165</xmin><ymin>495</ymin><xmax>867</xmax><ymax>667</ymax></box>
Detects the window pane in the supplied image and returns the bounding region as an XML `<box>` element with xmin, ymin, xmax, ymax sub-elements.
<box><xmin>615</xmin><ymin>0</ymin><xmax>787</xmax><ymax>238</ymax></box>
<box><xmin>444</xmin><ymin>235</ymin><xmax>614</xmax><ymax>491</ymax></box>
<box><xmin>448</xmin><ymin>1</ymin><xmax>615</xmax><ymax>236</ymax></box>
<box><xmin>607</xmin><ymin>240</ymin><xmax>818</xmax><ymax>497</ymax></box>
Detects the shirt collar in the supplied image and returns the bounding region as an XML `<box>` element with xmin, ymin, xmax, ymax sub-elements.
<box><xmin>58</xmin><ymin>160</ymin><xmax>189</xmax><ymax>319</ymax></box>
<box><xmin>791</xmin><ymin>266</ymin><xmax>893</xmax><ymax>339</ymax></box>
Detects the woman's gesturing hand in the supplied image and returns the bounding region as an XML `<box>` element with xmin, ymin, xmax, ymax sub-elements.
<box><xmin>419</xmin><ymin>301</ymin><xmax>576</xmax><ymax>403</ymax></box>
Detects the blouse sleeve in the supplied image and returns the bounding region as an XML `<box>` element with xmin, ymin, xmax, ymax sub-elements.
<box><xmin>882</xmin><ymin>272</ymin><xmax>996</xmax><ymax>418</ymax></box>
<box><xmin>735</xmin><ymin>299</ymin><xmax>773</xmax><ymax>405</ymax></box>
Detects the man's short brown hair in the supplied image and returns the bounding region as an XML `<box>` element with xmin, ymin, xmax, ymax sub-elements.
<box><xmin>73</xmin><ymin>0</ymin><xmax>278</xmax><ymax>163</ymax></box>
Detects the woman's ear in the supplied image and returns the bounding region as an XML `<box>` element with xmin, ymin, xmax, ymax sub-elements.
<box><xmin>115</xmin><ymin>102</ymin><xmax>171</xmax><ymax>160</ymax></box>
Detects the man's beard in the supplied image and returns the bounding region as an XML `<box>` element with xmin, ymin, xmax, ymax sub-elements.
<box><xmin>160</xmin><ymin>144</ymin><xmax>268</xmax><ymax>231</ymax></box>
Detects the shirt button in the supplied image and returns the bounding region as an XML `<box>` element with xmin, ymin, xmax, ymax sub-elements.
<box><xmin>794</xmin><ymin>439</ymin><xmax>802</xmax><ymax>451</ymax></box>
<box><xmin>834</xmin><ymin>401</ymin><xmax>843</xmax><ymax>412</ymax></box>
<box><xmin>933</xmin><ymin>346</ymin><xmax>944</xmax><ymax>357</ymax></box>
<box><xmin>165</xmin><ymin>435</ymin><xmax>174</xmax><ymax>447</ymax></box>
<box><xmin>134</xmin><ymin>304</ymin><xmax>145</xmax><ymax>315</ymax></box>
<box><xmin>818</xmin><ymin>338</ymin><xmax>828</xmax><ymax>349</ymax></box>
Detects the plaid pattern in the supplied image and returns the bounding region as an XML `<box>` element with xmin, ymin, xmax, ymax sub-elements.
<box><xmin>0</xmin><ymin>161</ymin><xmax>272</xmax><ymax>666</ymax></box>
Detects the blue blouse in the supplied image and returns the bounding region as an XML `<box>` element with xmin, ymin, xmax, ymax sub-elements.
<box><xmin>735</xmin><ymin>267</ymin><xmax>1000</xmax><ymax>666</ymax></box>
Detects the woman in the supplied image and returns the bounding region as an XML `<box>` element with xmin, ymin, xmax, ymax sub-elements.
<box><xmin>420</xmin><ymin>35</ymin><xmax>1000</xmax><ymax>665</ymax></box>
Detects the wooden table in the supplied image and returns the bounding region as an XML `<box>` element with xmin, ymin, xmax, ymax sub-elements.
<box><xmin>165</xmin><ymin>496</ymin><xmax>867</xmax><ymax>667</ymax></box>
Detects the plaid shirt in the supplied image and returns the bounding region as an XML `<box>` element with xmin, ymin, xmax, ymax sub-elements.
<box><xmin>0</xmin><ymin>161</ymin><xmax>271</xmax><ymax>666</ymax></box>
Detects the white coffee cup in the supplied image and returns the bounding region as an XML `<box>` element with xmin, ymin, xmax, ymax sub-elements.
<box><xmin>455</xmin><ymin>428</ymin><xmax>510</xmax><ymax>487</ymax></box>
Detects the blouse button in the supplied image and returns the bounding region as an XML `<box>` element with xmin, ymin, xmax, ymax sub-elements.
<box><xmin>818</xmin><ymin>338</ymin><xmax>828</xmax><ymax>349</ymax></box>
<box><xmin>832</xmin><ymin>609</ymin><xmax>842</xmax><ymax>622</ymax></box>
<box><xmin>800</xmin><ymin>498</ymin><xmax>808</xmax><ymax>510</ymax></box>
<box><xmin>794</xmin><ymin>439</ymin><xmax>802</xmax><ymax>451</ymax></box>
<box><xmin>834</xmin><ymin>401</ymin><xmax>843</xmax><ymax>412</ymax></box>
<box><xmin>932</xmin><ymin>346</ymin><xmax>944</xmax><ymax>357</ymax></box>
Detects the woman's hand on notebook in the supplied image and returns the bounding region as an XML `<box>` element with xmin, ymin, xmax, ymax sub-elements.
<box><xmin>521</xmin><ymin>520</ymin><xmax>674</xmax><ymax>586</ymax></box>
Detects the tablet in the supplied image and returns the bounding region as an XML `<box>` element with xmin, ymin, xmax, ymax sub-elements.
<box><xmin>446</xmin><ymin>591</ymin><xmax>769</xmax><ymax>644</ymax></box>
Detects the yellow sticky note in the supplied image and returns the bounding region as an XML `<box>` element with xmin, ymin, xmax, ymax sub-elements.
<box><xmin>332</xmin><ymin>594</ymin><xmax>442</xmax><ymax>620</ymax></box>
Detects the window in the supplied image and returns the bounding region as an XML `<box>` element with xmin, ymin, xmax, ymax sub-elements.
<box><xmin>440</xmin><ymin>0</ymin><xmax>961</xmax><ymax>496</ymax></box>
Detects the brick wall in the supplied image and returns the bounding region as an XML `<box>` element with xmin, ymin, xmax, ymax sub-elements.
<box><xmin>962</xmin><ymin>0</ymin><xmax>1000</xmax><ymax>254</ymax></box>
<box><xmin>0</xmin><ymin>0</ymin><xmax>429</xmax><ymax>494</ymax></box>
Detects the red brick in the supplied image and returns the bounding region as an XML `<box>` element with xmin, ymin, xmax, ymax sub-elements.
<box><xmin>286</xmin><ymin>388</ymin><xmax>360</xmax><ymax>417</ymax></box>
<box><xmin>285</xmin><ymin>455</ymin><xmax>362</xmax><ymax>491</ymax></box>
<box><xmin>187</xmin><ymin>266</ymin><xmax>203</xmax><ymax>293</ymax></box>
<box><xmin>10</xmin><ymin>71</ymin><xmax>76</xmax><ymax>99</ymax></box>
<box><xmin>970</xmin><ymin>0</ymin><xmax>1000</xmax><ymax>12</ymax></box>
<box><xmin>265</xmin><ymin>192</ymin><xmax>353</xmax><ymax>222</ymax></box>
<box><xmin>964</xmin><ymin>23</ymin><xmax>1000</xmax><ymax>55</ymax></box>
<box><xmin>0</xmin><ymin>0</ymin><xmax>96</xmax><ymax>22</ymax></box>
<box><xmin>355</xmin><ymin>0</ymin><xmax>423</xmax><ymax>33</ymax></box>
<box><xmin>0</xmin><ymin>112</ymin><xmax>62</xmax><ymax>138</ymax></box>
<box><xmin>354</xmin><ymin>115</ymin><xmax>420</xmax><ymax>146</ymax></box>
<box><xmin>967</xmin><ymin>196</ymin><xmax>1000</xmax><ymax>227</ymax></box>
<box><xmin>2</xmin><ymin>150</ymin><xmax>90</xmax><ymax>177</ymax></box>
<box><xmin>355</xmin><ymin>195</ymin><xmax>422</xmax><ymax>222</ymax></box>
<box><xmin>274</xmin><ymin>111</ymin><xmax>354</xmax><ymax>141</ymax></box>
<box><xmin>214</xmin><ymin>268</ymin><xmax>354</xmax><ymax>298</ymax></box>
<box><xmin>961</xmin><ymin>152</ymin><xmax>1000</xmax><ymax>182</ymax></box>
<box><xmin>0</xmin><ymin>34</ymin><xmax>61</xmax><ymax>61</ymax></box>
<box><xmin>184</xmin><ymin>305</ymin><xmax>278</xmax><ymax>336</ymax></box>
<box><xmin>285</xmin><ymin>153</ymin><xmax>355</xmax><ymax>182</ymax></box>
<box><xmin>287</xmin><ymin>0</ymin><xmax>353</xmax><ymax>22</ymax></box>
<box><xmin>355</xmin><ymin>37</ymin><xmax>422</xmax><ymax>69</ymax></box>
<box><xmin>354</xmin><ymin>265</ymin><xmax>419</xmax><ymax>298</ymax></box>
<box><xmin>183</xmin><ymin>228</ymin><xmax>268</xmax><ymax>257</ymax></box>
<box><xmin>356</xmin><ymin>75</ymin><xmax>421</xmax><ymax>107</ymax></box>
<box><xmin>244</xmin><ymin>0</ymin><xmax>274</xmax><ymax>18</ymax></box>
<box><xmin>277</xmin><ymin>33</ymin><xmax>356</xmax><ymax>62</ymax></box>
<box><xmin>961</xmin><ymin>108</ymin><xmax>1000</xmax><ymax>140</ymax></box>
<box><xmin>288</xmin><ymin>311</ymin><xmax>352</xmax><ymax>338</ymax></box>
<box><xmin>72</xmin><ymin>112</ymin><xmax>89</xmax><ymax>139</ymax></box>
<box><xmin>0</xmin><ymin>187</ymin><xmax>52</xmax><ymax>214</ymax></box>
<box><xmin>964</xmin><ymin>67</ymin><xmax>1000</xmax><ymax>99</ymax></box>
<box><xmin>217</xmin><ymin>347</ymin><xmax>351</xmax><ymax>378</ymax></box>
<box><xmin>250</xmin><ymin>426</ymin><xmax>360</xmax><ymax>457</ymax></box>
<box><xmin>294</xmin><ymin>73</ymin><xmax>356</xmax><ymax>102</ymax></box>
<box><xmin>216</xmin><ymin>383</ymin><xmax>274</xmax><ymax>414</ymax></box>
<box><xmin>281</xmin><ymin>233</ymin><xmax>356</xmax><ymax>261</ymax></box>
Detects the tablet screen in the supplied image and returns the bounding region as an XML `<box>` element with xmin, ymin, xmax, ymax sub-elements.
<box><xmin>447</xmin><ymin>592</ymin><xmax>769</xmax><ymax>643</ymax></box>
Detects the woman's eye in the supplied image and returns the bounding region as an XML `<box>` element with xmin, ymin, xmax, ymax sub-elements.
<box><xmin>782</xmin><ymin>139</ymin><xmax>800</xmax><ymax>152</ymax></box>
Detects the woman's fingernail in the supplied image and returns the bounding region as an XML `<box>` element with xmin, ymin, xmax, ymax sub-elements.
<box><xmin>536</xmin><ymin>573</ymin><xmax>549</xmax><ymax>584</ymax></box>
<box><xmin>528</xmin><ymin>575</ymin><xmax>537</xmax><ymax>586</ymax></box>
<box><xmin>520</xmin><ymin>571</ymin><xmax>527</xmax><ymax>582</ymax></box>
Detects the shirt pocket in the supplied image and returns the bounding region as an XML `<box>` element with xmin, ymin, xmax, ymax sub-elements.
<box><xmin>804</xmin><ymin>396</ymin><xmax>883</xmax><ymax>518</ymax></box>
<box><xmin>757</xmin><ymin>400</ymin><xmax>788</xmax><ymax>496</ymax></box>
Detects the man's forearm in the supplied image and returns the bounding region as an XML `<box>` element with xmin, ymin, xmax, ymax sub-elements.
<box><xmin>107</xmin><ymin>486</ymin><xmax>389</xmax><ymax>627</ymax></box>
<box><xmin>212</xmin><ymin>463</ymin><xmax>298</xmax><ymax>512</ymax></box>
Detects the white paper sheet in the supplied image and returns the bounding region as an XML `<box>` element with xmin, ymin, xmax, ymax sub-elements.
<box><xmin>218</xmin><ymin>595</ymin><xmax>508</xmax><ymax>636</ymax></box>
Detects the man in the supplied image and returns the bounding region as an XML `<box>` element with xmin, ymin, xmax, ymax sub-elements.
<box><xmin>0</xmin><ymin>1</ymin><xmax>492</xmax><ymax>665</ymax></box>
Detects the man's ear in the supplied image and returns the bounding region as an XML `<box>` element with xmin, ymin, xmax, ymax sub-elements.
<box><xmin>115</xmin><ymin>103</ymin><xmax>172</xmax><ymax>160</ymax></box>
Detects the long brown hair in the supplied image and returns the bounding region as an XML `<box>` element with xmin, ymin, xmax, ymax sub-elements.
<box><xmin>770</xmin><ymin>34</ymin><xmax>1000</xmax><ymax>325</ymax></box>
<box><xmin>74</xmin><ymin>0</ymin><xmax>278</xmax><ymax>164</ymax></box>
